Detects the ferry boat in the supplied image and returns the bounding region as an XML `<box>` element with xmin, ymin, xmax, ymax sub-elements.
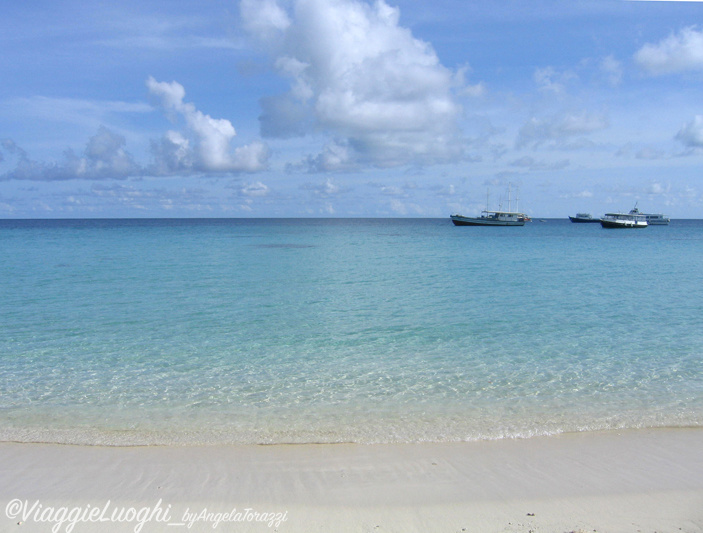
<box><xmin>600</xmin><ymin>211</ymin><xmax>648</xmax><ymax>229</ymax></box>
<box><xmin>451</xmin><ymin>184</ymin><xmax>529</xmax><ymax>227</ymax></box>
<box><xmin>568</xmin><ymin>213</ymin><xmax>600</xmax><ymax>223</ymax></box>
<box><xmin>451</xmin><ymin>211</ymin><xmax>528</xmax><ymax>226</ymax></box>
<box><xmin>629</xmin><ymin>204</ymin><xmax>669</xmax><ymax>225</ymax></box>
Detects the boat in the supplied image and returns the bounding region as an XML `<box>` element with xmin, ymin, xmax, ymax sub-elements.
<box><xmin>451</xmin><ymin>211</ymin><xmax>528</xmax><ymax>226</ymax></box>
<box><xmin>600</xmin><ymin>211</ymin><xmax>648</xmax><ymax>228</ymax></box>
<box><xmin>629</xmin><ymin>204</ymin><xmax>669</xmax><ymax>225</ymax></box>
<box><xmin>451</xmin><ymin>184</ymin><xmax>529</xmax><ymax>227</ymax></box>
<box><xmin>569</xmin><ymin>213</ymin><xmax>600</xmax><ymax>223</ymax></box>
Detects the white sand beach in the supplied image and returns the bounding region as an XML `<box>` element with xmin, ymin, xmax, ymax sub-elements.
<box><xmin>1</xmin><ymin>428</ymin><xmax>702</xmax><ymax>533</ymax></box>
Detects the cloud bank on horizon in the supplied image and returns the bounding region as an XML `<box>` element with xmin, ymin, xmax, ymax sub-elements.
<box><xmin>1</xmin><ymin>0</ymin><xmax>703</xmax><ymax>217</ymax></box>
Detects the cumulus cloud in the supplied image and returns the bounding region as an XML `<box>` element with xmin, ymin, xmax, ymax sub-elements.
<box><xmin>516</xmin><ymin>110</ymin><xmax>609</xmax><ymax>149</ymax></box>
<box><xmin>304</xmin><ymin>139</ymin><xmax>355</xmax><ymax>172</ymax></box>
<box><xmin>240</xmin><ymin>0</ymin><xmax>290</xmax><ymax>40</ymax></box>
<box><xmin>635</xmin><ymin>26</ymin><xmax>703</xmax><ymax>75</ymax></box>
<box><xmin>1</xmin><ymin>78</ymin><xmax>270</xmax><ymax>182</ymax></box>
<box><xmin>78</xmin><ymin>126</ymin><xmax>140</xmax><ymax>178</ymax></box>
<box><xmin>147</xmin><ymin>76</ymin><xmax>269</xmax><ymax>173</ymax></box>
<box><xmin>240</xmin><ymin>0</ymin><xmax>466</xmax><ymax>170</ymax></box>
<box><xmin>149</xmin><ymin>130</ymin><xmax>193</xmax><ymax>174</ymax></box>
<box><xmin>240</xmin><ymin>181</ymin><xmax>271</xmax><ymax>197</ymax></box>
<box><xmin>1</xmin><ymin>127</ymin><xmax>139</xmax><ymax>181</ymax></box>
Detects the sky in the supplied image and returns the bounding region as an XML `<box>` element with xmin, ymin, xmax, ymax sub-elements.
<box><xmin>1</xmin><ymin>0</ymin><xmax>703</xmax><ymax>218</ymax></box>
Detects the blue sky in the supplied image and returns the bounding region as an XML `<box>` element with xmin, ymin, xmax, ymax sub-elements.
<box><xmin>1</xmin><ymin>0</ymin><xmax>703</xmax><ymax>218</ymax></box>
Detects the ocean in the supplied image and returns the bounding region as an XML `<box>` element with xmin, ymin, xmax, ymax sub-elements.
<box><xmin>1</xmin><ymin>218</ymin><xmax>702</xmax><ymax>445</ymax></box>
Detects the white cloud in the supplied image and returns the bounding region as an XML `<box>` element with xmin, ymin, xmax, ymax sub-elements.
<box><xmin>77</xmin><ymin>126</ymin><xmax>141</xmax><ymax>178</ymax></box>
<box><xmin>233</xmin><ymin>141</ymin><xmax>270</xmax><ymax>172</ymax></box>
<box><xmin>454</xmin><ymin>65</ymin><xmax>486</xmax><ymax>98</ymax></box>
<box><xmin>241</xmin><ymin>0</ymin><xmax>465</xmax><ymax>170</ymax></box>
<box><xmin>150</xmin><ymin>131</ymin><xmax>193</xmax><ymax>175</ymax></box>
<box><xmin>675</xmin><ymin>115</ymin><xmax>703</xmax><ymax>148</ymax></box>
<box><xmin>240</xmin><ymin>181</ymin><xmax>270</xmax><ymax>197</ymax></box>
<box><xmin>1</xmin><ymin>127</ymin><xmax>139</xmax><ymax>181</ymax></box>
<box><xmin>295</xmin><ymin>139</ymin><xmax>356</xmax><ymax>173</ymax></box>
<box><xmin>301</xmin><ymin>178</ymin><xmax>345</xmax><ymax>198</ymax></box>
<box><xmin>460</xmin><ymin>82</ymin><xmax>486</xmax><ymax>98</ymax></box>
<box><xmin>646</xmin><ymin>182</ymin><xmax>670</xmax><ymax>195</ymax></box>
<box><xmin>147</xmin><ymin>77</ymin><xmax>269</xmax><ymax>173</ymax></box>
<box><xmin>533</xmin><ymin>66</ymin><xmax>577</xmax><ymax>94</ymax></box>
<box><xmin>516</xmin><ymin>110</ymin><xmax>609</xmax><ymax>149</ymax></box>
<box><xmin>1</xmin><ymin>77</ymin><xmax>271</xmax><ymax>181</ymax></box>
<box><xmin>320</xmin><ymin>178</ymin><xmax>340</xmax><ymax>196</ymax></box>
<box><xmin>240</xmin><ymin>0</ymin><xmax>290</xmax><ymax>41</ymax></box>
<box><xmin>635</xmin><ymin>26</ymin><xmax>703</xmax><ymax>75</ymax></box>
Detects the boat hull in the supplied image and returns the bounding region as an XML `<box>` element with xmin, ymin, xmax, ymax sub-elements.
<box><xmin>600</xmin><ymin>219</ymin><xmax>647</xmax><ymax>228</ymax></box>
<box><xmin>569</xmin><ymin>216</ymin><xmax>600</xmax><ymax>223</ymax></box>
<box><xmin>451</xmin><ymin>215</ymin><xmax>525</xmax><ymax>227</ymax></box>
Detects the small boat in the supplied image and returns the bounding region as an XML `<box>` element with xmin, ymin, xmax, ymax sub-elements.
<box><xmin>451</xmin><ymin>211</ymin><xmax>528</xmax><ymax>226</ymax></box>
<box><xmin>600</xmin><ymin>211</ymin><xmax>648</xmax><ymax>228</ymax></box>
<box><xmin>451</xmin><ymin>183</ymin><xmax>529</xmax><ymax>227</ymax></box>
<box><xmin>629</xmin><ymin>204</ymin><xmax>669</xmax><ymax>225</ymax></box>
<box><xmin>569</xmin><ymin>213</ymin><xmax>600</xmax><ymax>223</ymax></box>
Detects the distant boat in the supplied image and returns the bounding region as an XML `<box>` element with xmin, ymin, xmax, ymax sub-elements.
<box><xmin>451</xmin><ymin>184</ymin><xmax>529</xmax><ymax>227</ymax></box>
<box><xmin>629</xmin><ymin>203</ymin><xmax>669</xmax><ymax>225</ymax></box>
<box><xmin>600</xmin><ymin>211</ymin><xmax>648</xmax><ymax>228</ymax></box>
<box><xmin>451</xmin><ymin>211</ymin><xmax>528</xmax><ymax>226</ymax></box>
<box><xmin>569</xmin><ymin>213</ymin><xmax>600</xmax><ymax>223</ymax></box>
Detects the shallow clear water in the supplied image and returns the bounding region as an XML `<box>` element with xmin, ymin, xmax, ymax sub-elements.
<box><xmin>1</xmin><ymin>218</ymin><xmax>702</xmax><ymax>444</ymax></box>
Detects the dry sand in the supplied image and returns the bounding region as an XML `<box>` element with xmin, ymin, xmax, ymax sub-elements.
<box><xmin>1</xmin><ymin>428</ymin><xmax>702</xmax><ymax>533</ymax></box>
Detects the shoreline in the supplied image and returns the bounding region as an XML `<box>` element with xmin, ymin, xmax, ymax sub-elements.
<box><xmin>0</xmin><ymin>423</ymin><xmax>702</xmax><ymax>448</ymax></box>
<box><xmin>2</xmin><ymin>428</ymin><xmax>702</xmax><ymax>532</ymax></box>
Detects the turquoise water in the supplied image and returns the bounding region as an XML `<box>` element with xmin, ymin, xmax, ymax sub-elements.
<box><xmin>1</xmin><ymin>218</ymin><xmax>702</xmax><ymax>445</ymax></box>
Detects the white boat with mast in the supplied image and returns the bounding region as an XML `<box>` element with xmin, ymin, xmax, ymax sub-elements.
<box><xmin>451</xmin><ymin>184</ymin><xmax>529</xmax><ymax>226</ymax></box>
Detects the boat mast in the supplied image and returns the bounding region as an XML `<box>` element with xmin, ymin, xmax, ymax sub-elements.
<box><xmin>507</xmin><ymin>182</ymin><xmax>512</xmax><ymax>213</ymax></box>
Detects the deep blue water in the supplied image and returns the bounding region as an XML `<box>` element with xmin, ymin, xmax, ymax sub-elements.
<box><xmin>1</xmin><ymin>218</ymin><xmax>702</xmax><ymax>444</ymax></box>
